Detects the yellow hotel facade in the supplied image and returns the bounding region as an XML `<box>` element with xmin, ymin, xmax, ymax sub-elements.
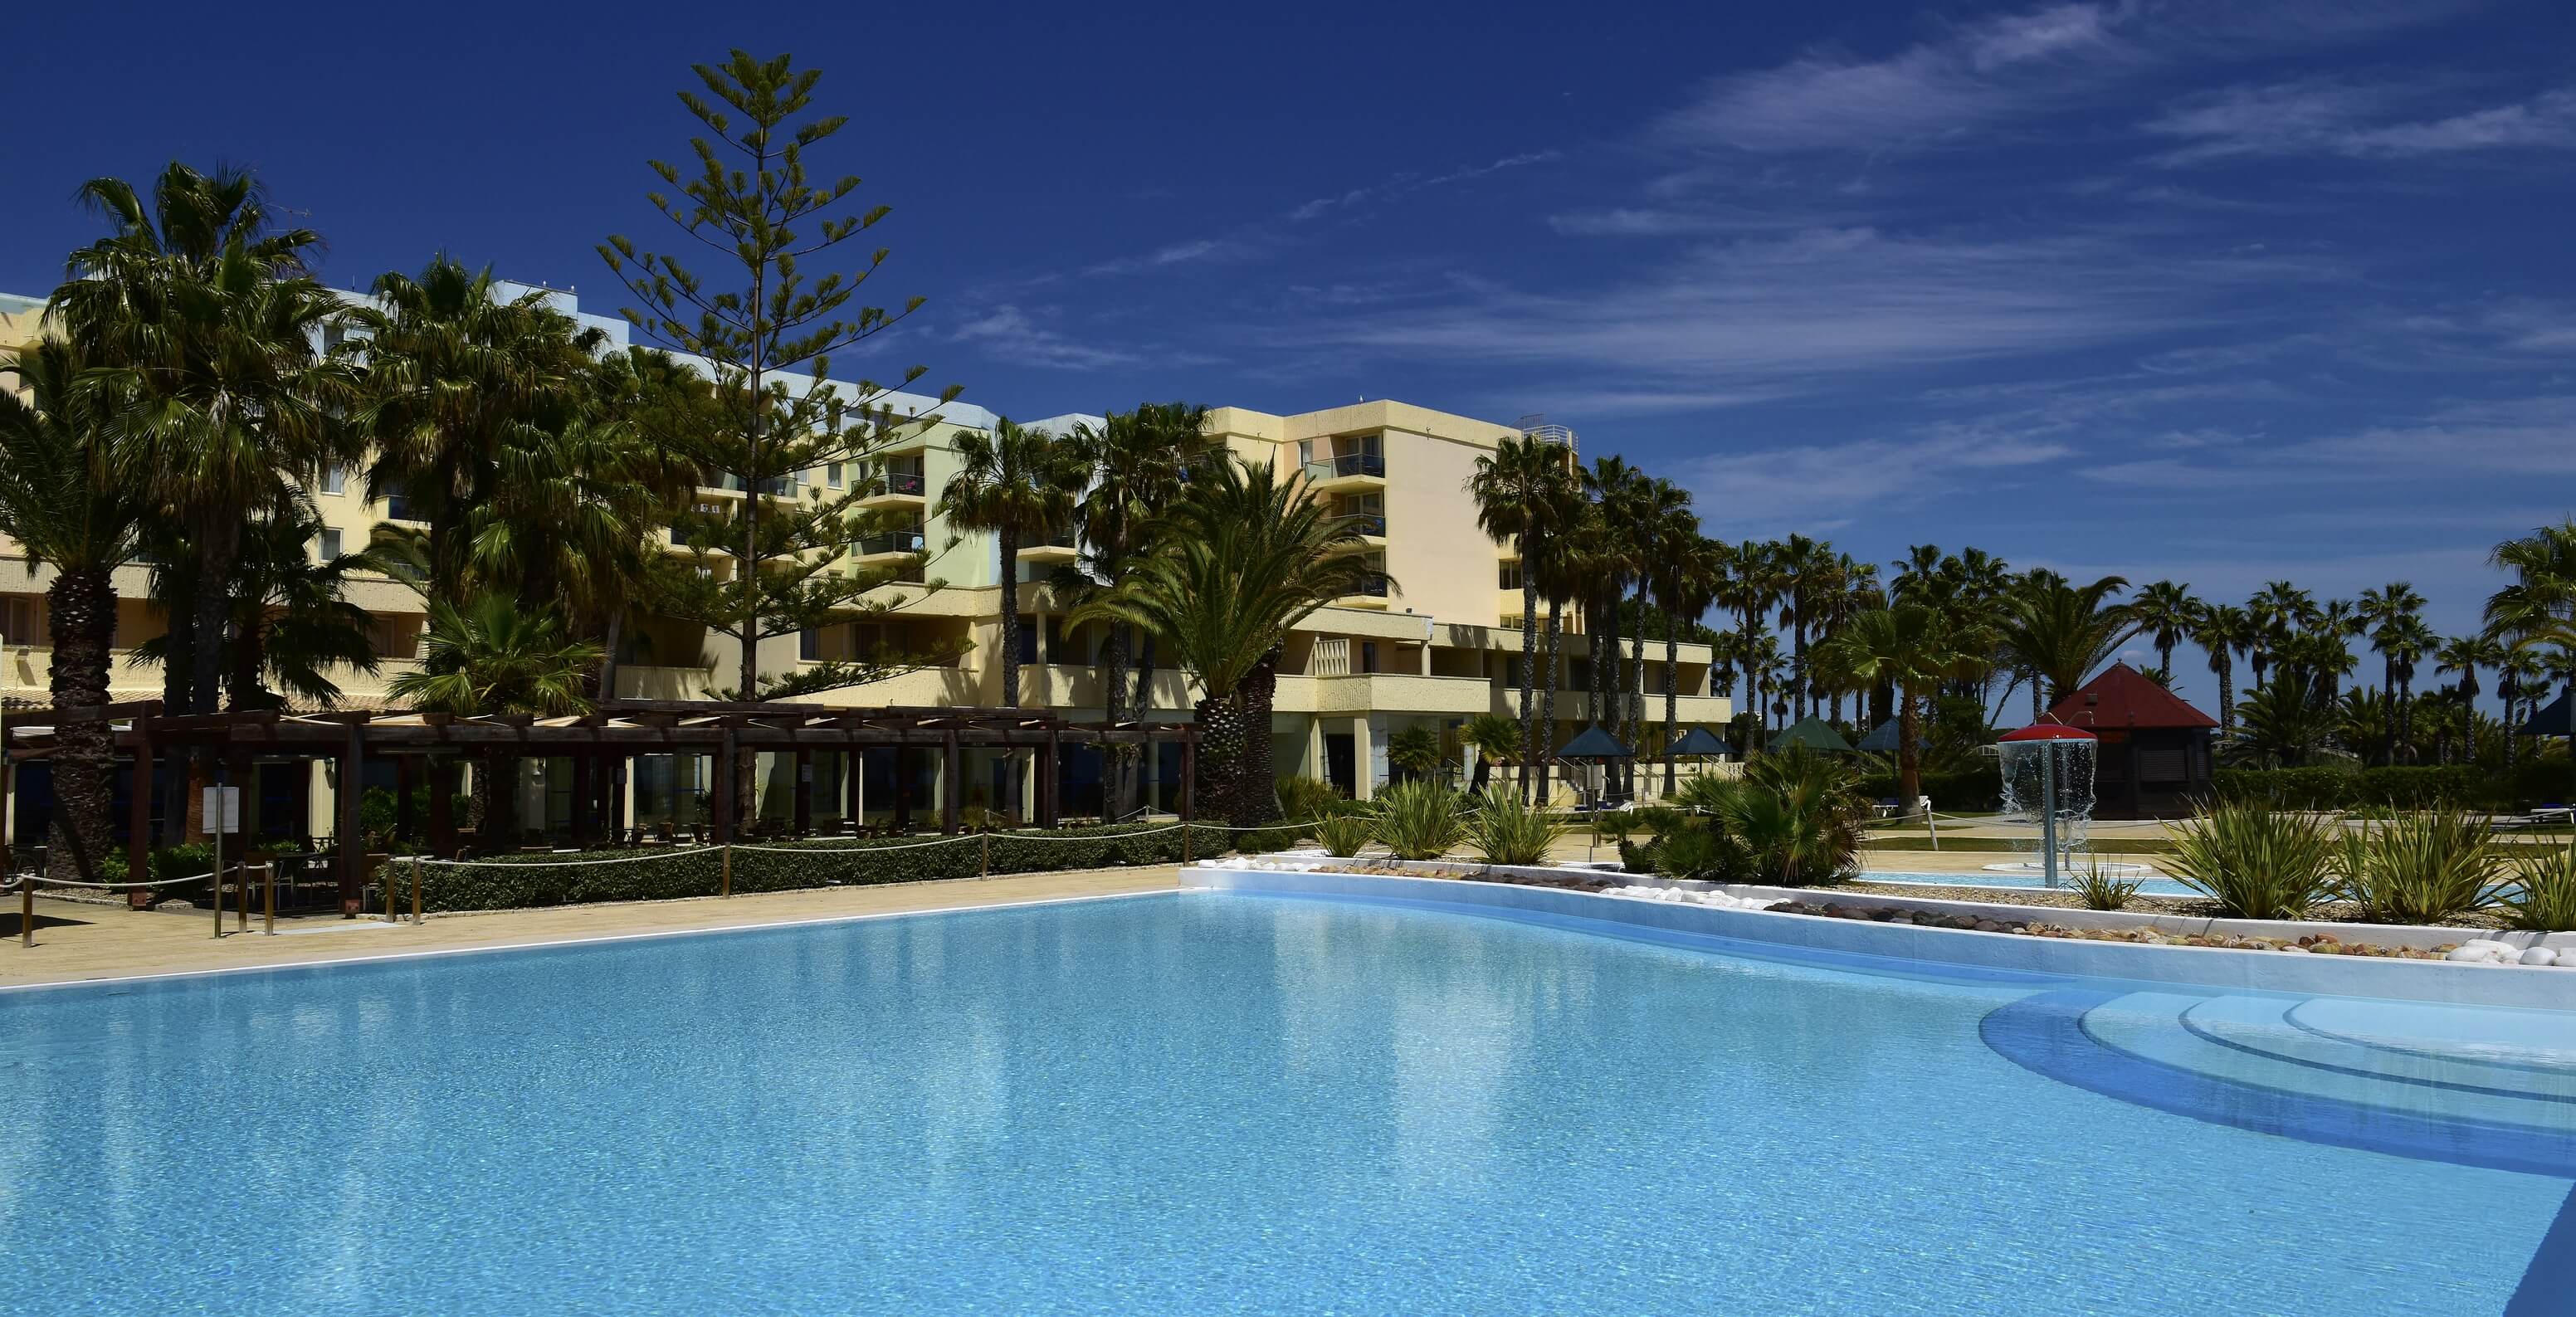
<box><xmin>0</xmin><ymin>284</ymin><xmax>1728</xmax><ymax>821</ymax></box>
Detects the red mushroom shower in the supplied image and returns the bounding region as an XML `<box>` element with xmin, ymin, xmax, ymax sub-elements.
<box><xmin>1998</xmin><ymin>719</ymin><xmax>2098</xmax><ymax>889</ymax></box>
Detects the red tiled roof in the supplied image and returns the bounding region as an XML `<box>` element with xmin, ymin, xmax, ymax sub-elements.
<box><xmin>2047</xmin><ymin>661</ymin><xmax>2219</xmax><ymax>731</ymax></box>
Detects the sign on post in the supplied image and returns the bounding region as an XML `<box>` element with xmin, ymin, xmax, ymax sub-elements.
<box><xmin>202</xmin><ymin>785</ymin><xmax>241</xmax><ymax>836</ymax></box>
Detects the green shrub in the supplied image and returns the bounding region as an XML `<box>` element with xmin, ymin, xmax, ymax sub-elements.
<box><xmin>398</xmin><ymin>822</ymin><xmax>1240</xmax><ymax>914</ymax></box>
<box><xmin>1654</xmin><ymin>825</ymin><xmax>1751</xmax><ymax>882</ymax></box>
<box><xmin>2165</xmin><ymin>804</ymin><xmax>2338</xmax><ymax>919</ymax></box>
<box><xmin>2211</xmin><ymin>762</ymin><xmax>2572</xmax><ymax>813</ymax></box>
<box><xmin>1315</xmin><ymin>812</ymin><xmax>1376</xmax><ymax>858</ymax></box>
<box><xmin>1373</xmin><ymin>778</ymin><xmax>1466</xmax><ymax>860</ymax></box>
<box><xmin>2071</xmin><ymin>862</ymin><xmax>2143</xmax><ymax>911</ymax></box>
<box><xmin>1275</xmin><ymin>775</ymin><xmax>1346</xmax><ymax>825</ymax></box>
<box><xmin>2330</xmin><ymin>807</ymin><xmax>2500</xmax><ymax>925</ymax></box>
<box><xmin>1617</xmin><ymin>836</ymin><xmax>1661</xmax><ymax>875</ymax></box>
<box><xmin>1464</xmin><ymin>783</ymin><xmax>1567</xmax><ymax>866</ymax></box>
<box><xmin>2498</xmin><ymin>845</ymin><xmax>2576</xmax><ymax>931</ymax></box>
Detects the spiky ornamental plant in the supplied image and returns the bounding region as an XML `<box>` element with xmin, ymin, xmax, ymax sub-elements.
<box><xmin>600</xmin><ymin>51</ymin><xmax>964</xmax><ymax>710</ymax></box>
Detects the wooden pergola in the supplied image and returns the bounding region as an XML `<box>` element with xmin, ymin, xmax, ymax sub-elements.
<box><xmin>5</xmin><ymin>699</ymin><xmax>1197</xmax><ymax>915</ymax></box>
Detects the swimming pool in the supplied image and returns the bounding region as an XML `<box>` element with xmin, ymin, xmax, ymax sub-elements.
<box><xmin>4</xmin><ymin>890</ymin><xmax>2569</xmax><ymax>1315</ymax></box>
<box><xmin>1867</xmin><ymin>867</ymin><xmax>2202</xmax><ymax>898</ymax></box>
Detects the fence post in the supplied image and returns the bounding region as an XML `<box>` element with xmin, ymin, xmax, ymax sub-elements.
<box><xmin>239</xmin><ymin>856</ymin><xmax>250</xmax><ymax>932</ymax></box>
<box><xmin>1183</xmin><ymin>824</ymin><xmax>1193</xmax><ymax>866</ymax></box>
<box><xmin>18</xmin><ymin>878</ymin><xmax>29</xmax><ymax>949</ymax></box>
<box><xmin>263</xmin><ymin>862</ymin><xmax>275</xmax><ymax>936</ymax></box>
<box><xmin>720</xmin><ymin>844</ymin><xmax>732</xmax><ymax>899</ymax></box>
<box><xmin>411</xmin><ymin>859</ymin><xmax>423</xmax><ymax>925</ymax></box>
<box><xmin>980</xmin><ymin>830</ymin><xmax>990</xmax><ymax>879</ymax></box>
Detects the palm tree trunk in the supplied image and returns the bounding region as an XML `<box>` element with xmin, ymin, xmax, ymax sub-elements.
<box><xmin>1103</xmin><ymin>623</ymin><xmax>1133</xmax><ymax>818</ymax></box>
<box><xmin>997</xmin><ymin>527</ymin><xmax>1021</xmax><ymax>822</ymax></box>
<box><xmin>1661</xmin><ymin>610</ymin><xmax>1680</xmax><ymax>796</ymax></box>
<box><xmin>599</xmin><ymin>607</ymin><xmax>626</xmax><ymax>704</ymax></box>
<box><xmin>2217</xmin><ymin>660</ymin><xmax>2237</xmax><ymax>734</ymax></box>
<box><xmin>157</xmin><ymin>600</ymin><xmax>193</xmax><ymax>846</ymax></box>
<box><xmin>1540</xmin><ymin>599</ymin><xmax>1564</xmax><ymax>807</ymax></box>
<box><xmin>45</xmin><ymin>569</ymin><xmax>118</xmax><ymax>882</ymax></box>
<box><xmin>1237</xmin><ymin>650</ymin><xmax>1281</xmax><ymax>825</ymax></box>
<box><xmin>1517</xmin><ymin>570</ymin><xmax>1538</xmax><ymax>803</ymax></box>
<box><xmin>1896</xmin><ymin>678</ymin><xmax>1922</xmax><ymax>807</ymax></box>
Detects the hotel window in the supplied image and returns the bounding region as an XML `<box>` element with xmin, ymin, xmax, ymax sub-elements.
<box><xmin>0</xmin><ymin>596</ymin><xmax>40</xmax><ymax>646</ymax></box>
<box><xmin>1016</xmin><ymin>615</ymin><xmax>1038</xmax><ymax>664</ymax></box>
<box><xmin>320</xmin><ymin>464</ymin><xmax>346</xmax><ymax>495</ymax></box>
<box><xmin>827</xmin><ymin>462</ymin><xmax>844</xmax><ymax>490</ymax></box>
<box><xmin>1499</xmin><ymin>563</ymin><xmax>1520</xmax><ymax>591</ymax></box>
<box><xmin>1360</xmin><ymin>641</ymin><xmax>1379</xmax><ymax>674</ymax></box>
<box><xmin>799</xmin><ymin>627</ymin><xmax>821</xmax><ymax>661</ymax></box>
<box><xmin>320</xmin><ymin>529</ymin><xmax>344</xmax><ymax>560</ymax></box>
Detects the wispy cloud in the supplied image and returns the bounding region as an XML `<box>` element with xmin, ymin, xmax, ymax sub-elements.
<box><xmin>2146</xmin><ymin>81</ymin><xmax>2576</xmax><ymax>163</ymax></box>
<box><xmin>1654</xmin><ymin>3</ymin><xmax>2129</xmax><ymax>154</ymax></box>
<box><xmin>1675</xmin><ymin>428</ymin><xmax>2075</xmax><ymax>536</ymax></box>
<box><xmin>949</xmin><ymin>304</ymin><xmax>1140</xmax><ymax>370</ymax></box>
<box><xmin>1288</xmin><ymin>151</ymin><xmax>1560</xmax><ymax>222</ymax></box>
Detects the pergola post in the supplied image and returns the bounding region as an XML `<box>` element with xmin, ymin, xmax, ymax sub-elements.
<box><xmin>1042</xmin><ymin>729</ymin><xmax>1061</xmax><ymax>828</ymax></box>
<box><xmin>569</xmin><ymin>751</ymin><xmax>594</xmax><ymax>846</ymax></box>
<box><xmin>429</xmin><ymin>755</ymin><xmax>456</xmax><ymax>856</ymax></box>
<box><xmin>395</xmin><ymin>754</ymin><xmax>417</xmax><ymax>843</ymax></box>
<box><xmin>336</xmin><ymin>722</ymin><xmax>364</xmax><ymax>917</ymax></box>
<box><xmin>711</xmin><ymin>729</ymin><xmax>736</xmax><ymax>845</ymax></box>
<box><xmin>941</xmin><ymin>730</ymin><xmax>961</xmax><ymax>835</ymax></box>
<box><xmin>1178</xmin><ymin>727</ymin><xmax>1197</xmax><ymax>822</ymax></box>
<box><xmin>893</xmin><ymin>734</ymin><xmax>912</xmax><ymax>834</ymax></box>
<box><xmin>127</xmin><ymin>724</ymin><xmax>154</xmax><ymax>910</ymax></box>
<box><xmin>842</xmin><ymin>743</ymin><xmax>859</xmax><ymax>832</ymax></box>
<box><xmin>793</xmin><ymin>748</ymin><xmax>813</xmax><ymax>837</ymax></box>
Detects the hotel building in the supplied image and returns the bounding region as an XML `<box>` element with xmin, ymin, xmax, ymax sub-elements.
<box><xmin>0</xmin><ymin>283</ymin><xmax>1729</xmax><ymax>838</ymax></box>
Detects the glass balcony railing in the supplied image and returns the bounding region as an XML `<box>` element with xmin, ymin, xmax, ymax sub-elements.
<box><xmin>880</xmin><ymin>470</ymin><xmax>925</xmax><ymax>496</ymax></box>
<box><xmin>1346</xmin><ymin>575</ymin><xmax>1391</xmax><ymax>598</ymax></box>
<box><xmin>1302</xmin><ymin>452</ymin><xmax>1385</xmax><ymax>482</ymax></box>
<box><xmin>857</xmin><ymin>530</ymin><xmax>926</xmax><ymax>556</ymax></box>
<box><xmin>1337</xmin><ymin>513</ymin><xmax>1388</xmax><ymax>537</ymax></box>
<box><xmin>1024</xmin><ymin>527</ymin><xmax>1078</xmax><ymax>549</ymax></box>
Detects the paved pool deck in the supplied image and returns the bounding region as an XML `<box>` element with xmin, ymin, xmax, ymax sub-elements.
<box><xmin>0</xmin><ymin>867</ymin><xmax>1183</xmax><ymax>990</ymax></box>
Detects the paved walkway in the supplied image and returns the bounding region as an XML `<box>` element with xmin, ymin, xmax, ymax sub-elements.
<box><xmin>0</xmin><ymin>867</ymin><xmax>1182</xmax><ymax>990</ymax></box>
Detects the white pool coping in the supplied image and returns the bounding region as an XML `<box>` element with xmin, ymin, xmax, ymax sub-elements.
<box><xmin>1184</xmin><ymin>865</ymin><xmax>2576</xmax><ymax>1010</ymax></box>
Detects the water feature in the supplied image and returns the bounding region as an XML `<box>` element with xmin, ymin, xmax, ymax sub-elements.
<box><xmin>1996</xmin><ymin>721</ymin><xmax>2100</xmax><ymax>887</ymax></box>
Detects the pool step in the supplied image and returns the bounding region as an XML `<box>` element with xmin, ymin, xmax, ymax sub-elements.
<box><xmin>1981</xmin><ymin>987</ymin><xmax>2576</xmax><ymax>1178</ymax></box>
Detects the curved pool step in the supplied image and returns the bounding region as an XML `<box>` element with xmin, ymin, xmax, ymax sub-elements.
<box><xmin>2180</xmin><ymin>994</ymin><xmax>2576</xmax><ymax>1110</ymax></box>
<box><xmin>2079</xmin><ymin>992</ymin><xmax>2576</xmax><ymax>1132</ymax></box>
<box><xmin>1982</xmin><ymin>987</ymin><xmax>2576</xmax><ymax>1178</ymax></box>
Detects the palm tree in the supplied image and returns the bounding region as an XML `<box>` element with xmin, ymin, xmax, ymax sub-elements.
<box><xmin>1580</xmin><ymin>456</ymin><xmax>1652</xmax><ymax>793</ymax></box>
<box><xmin>388</xmin><ymin>593</ymin><xmax>603</xmax><ymax>846</ymax></box>
<box><xmin>1772</xmin><ymin>534</ymin><xmax>1832</xmax><ymax>720</ymax></box>
<box><xmin>1721</xmin><ymin>539</ymin><xmax>1783</xmax><ymax>729</ymax></box>
<box><xmin>1525</xmin><ymin>478</ymin><xmax>1593</xmax><ymax>802</ymax></box>
<box><xmin>938</xmin><ymin>418</ymin><xmax>1081</xmax><ymax>715</ymax></box>
<box><xmin>2498</xmin><ymin>647</ymin><xmax>2549</xmax><ymax>768</ymax></box>
<box><xmin>1654</xmin><ymin>532</ymin><xmax>1724</xmax><ymax>795</ymax></box>
<box><xmin>1737</xmin><ymin>632</ymin><xmax>1788</xmax><ymax>742</ymax></box>
<box><xmin>2356</xmin><ymin>581</ymin><xmax>2427</xmax><ymax>688</ymax></box>
<box><xmin>1063</xmin><ymin>402</ymin><xmax>1210</xmax><ymax>816</ymax></box>
<box><xmin>2435</xmin><ymin>634</ymin><xmax>2505</xmax><ymax>763</ymax></box>
<box><xmin>1468</xmin><ymin>435</ymin><xmax>1574</xmax><ymax>802</ymax></box>
<box><xmin>349</xmin><ymin>256</ymin><xmax>606</xmax><ymax>602</ymax></box>
<box><xmin>1816</xmin><ymin>604</ymin><xmax>1976</xmax><ymax>806</ymax></box>
<box><xmin>2130</xmin><ymin>580</ymin><xmax>2200</xmax><ymax>683</ymax></box>
<box><xmin>2374</xmin><ymin>613</ymin><xmax>2438</xmax><ymax>761</ymax></box>
<box><xmin>1386</xmin><ymin>724</ymin><xmax>1442</xmax><ymax>783</ymax></box>
<box><xmin>1073</xmin><ymin>457</ymin><xmax>1376</xmax><ymax>825</ymax></box>
<box><xmin>1999</xmin><ymin>572</ymin><xmax>2136</xmax><ymax>714</ymax></box>
<box><xmin>1459</xmin><ymin>712</ymin><xmax>1520</xmax><ymax>793</ymax></box>
<box><xmin>49</xmin><ymin>163</ymin><xmax>354</xmax><ymax>719</ymax></box>
<box><xmin>2486</xmin><ymin>523</ymin><xmax>2576</xmax><ymax>788</ymax></box>
<box><xmin>2190</xmin><ymin>602</ymin><xmax>2256</xmax><ymax>734</ymax></box>
<box><xmin>2245</xmin><ymin>580</ymin><xmax>2315</xmax><ymax>690</ymax></box>
<box><xmin>2227</xmin><ymin>672</ymin><xmax>2338</xmax><ymax>768</ymax></box>
<box><xmin>0</xmin><ymin>337</ymin><xmax>146</xmax><ymax>881</ymax></box>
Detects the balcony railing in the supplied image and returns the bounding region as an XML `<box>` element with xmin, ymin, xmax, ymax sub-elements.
<box><xmin>1344</xmin><ymin>575</ymin><xmax>1391</xmax><ymax>598</ymax></box>
<box><xmin>857</xmin><ymin>530</ymin><xmax>926</xmax><ymax>556</ymax></box>
<box><xmin>1337</xmin><ymin>513</ymin><xmax>1388</xmax><ymax>537</ymax></box>
<box><xmin>1303</xmin><ymin>453</ymin><xmax>1385</xmax><ymax>482</ymax></box>
<box><xmin>1024</xmin><ymin>527</ymin><xmax>1078</xmax><ymax>549</ymax></box>
<box><xmin>880</xmin><ymin>470</ymin><xmax>925</xmax><ymax>496</ymax></box>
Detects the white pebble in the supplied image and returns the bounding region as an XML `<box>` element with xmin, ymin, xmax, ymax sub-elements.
<box><xmin>2521</xmin><ymin>948</ymin><xmax>2559</xmax><ymax>967</ymax></box>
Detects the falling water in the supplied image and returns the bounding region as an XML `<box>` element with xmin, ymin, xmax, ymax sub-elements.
<box><xmin>1995</xmin><ymin>738</ymin><xmax>2098</xmax><ymax>885</ymax></box>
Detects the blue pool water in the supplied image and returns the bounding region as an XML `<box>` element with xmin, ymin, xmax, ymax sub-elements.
<box><xmin>5</xmin><ymin>890</ymin><xmax>2573</xmax><ymax>1315</ymax></box>
<box><xmin>1869</xmin><ymin>867</ymin><xmax>2201</xmax><ymax>898</ymax></box>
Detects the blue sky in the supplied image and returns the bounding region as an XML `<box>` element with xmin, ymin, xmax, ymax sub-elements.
<box><xmin>5</xmin><ymin>0</ymin><xmax>2572</xmax><ymax>712</ymax></box>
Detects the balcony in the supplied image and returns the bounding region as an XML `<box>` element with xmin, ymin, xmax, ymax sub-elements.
<box><xmin>1332</xmin><ymin>574</ymin><xmax>1392</xmax><ymax>610</ymax></box>
<box><xmin>1327</xmin><ymin>512</ymin><xmax>1388</xmax><ymax>556</ymax></box>
<box><xmin>861</xmin><ymin>468</ymin><xmax>928</xmax><ymax>509</ymax></box>
<box><xmin>1301</xmin><ymin>452</ymin><xmax>1387</xmax><ymax>492</ymax></box>
<box><xmin>1017</xmin><ymin>527</ymin><xmax>1080</xmax><ymax>563</ymax></box>
<box><xmin>1275</xmin><ymin>672</ymin><xmax>1492</xmax><ymax>717</ymax></box>
<box><xmin>856</xmin><ymin>530</ymin><xmax>927</xmax><ymax>562</ymax></box>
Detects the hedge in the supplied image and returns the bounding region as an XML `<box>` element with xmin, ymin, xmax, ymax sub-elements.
<box><xmin>2210</xmin><ymin>761</ymin><xmax>2576</xmax><ymax>812</ymax></box>
<box><xmin>1853</xmin><ymin>765</ymin><xmax>2003</xmax><ymax>812</ymax></box>
<box><xmin>393</xmin><ymin>821</ymin><xmax>1305</xmax><ymax>914</ymax></box>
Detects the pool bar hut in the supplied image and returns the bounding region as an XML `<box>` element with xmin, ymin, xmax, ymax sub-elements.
<box><xmin>2045</xmin><ymin>663</ymin><xmax>2217</xmax><ymax>819</ymax></box>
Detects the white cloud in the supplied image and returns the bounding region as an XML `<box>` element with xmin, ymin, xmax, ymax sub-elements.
<box><xmin>1673</xmin><ymin>429</ymin><xmax>2074</xmax><ymax>536</ymax></box>
<box><xmin>949</xmin><ymin>304</ymin><xmax>1139</xmax><ymax>371</ymax></box>
<box><xmin>1655</xmin><ymin>3</ymin><xmax>2128</xmax><ymax>154</ymax></box>
<box><xmin>2146</xmin><ymin>81</ymin><xmax>2576</xmax><ymax>163</ymax></box>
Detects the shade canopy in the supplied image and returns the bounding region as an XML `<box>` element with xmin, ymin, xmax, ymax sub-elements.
<box><xmin>1668</xmin><ymin>726</ymin><xmax>1734</xmax><ymax>757</ymax></box>
<box><xmin>2520</xmin><ymin>689</ymin><xmax>2573</xmax><ymax>738</ymax></box>
<box><xmin>1855</xmin><ymin>718</ymin><xmax>1902</xmax><ymax>753</ymax></box>
<box><xmin>1555</xmin><ymin>724</ymin><xmax>1635</xmax><ymax>759</ymax></box>
<box><xmin>1768</xmin><ymin>717</ymin><xmax>1856</xmax><ymax>754</ymax></box>
<box><xmin>2001</xmin><ymin>719</ymin><xmax>2098</xmax><ymax>743</ymax></box>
